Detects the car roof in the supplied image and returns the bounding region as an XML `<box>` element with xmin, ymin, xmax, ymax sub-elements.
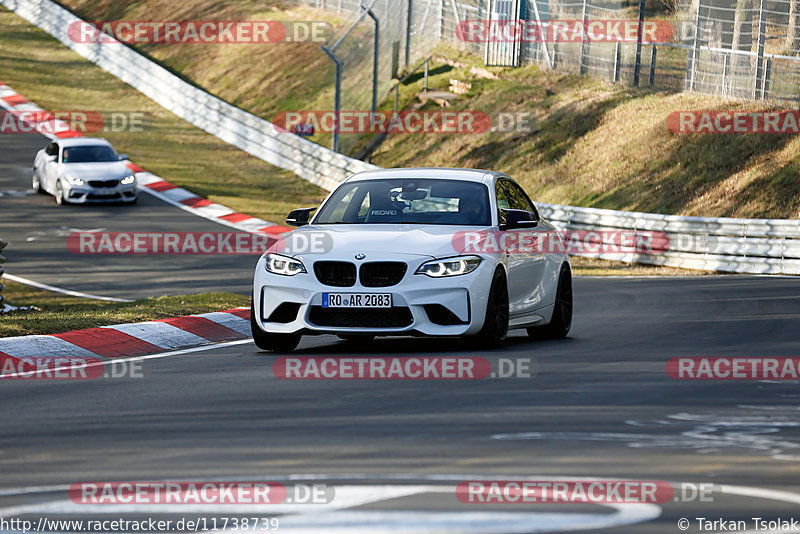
<box><xmin>54</xmin><ymin>137</ymin><xmax>114</xmax><ymax>148</ymax></box>
<box><xmin>345</xmin><ymin>167</ymin><xmax>505</xmax><ymax>185</ymax></box>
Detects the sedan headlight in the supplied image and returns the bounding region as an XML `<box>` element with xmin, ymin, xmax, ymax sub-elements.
<box><xmin>264</xmin><ymin>254</ymin><xmax>307</xmax><ymax>276</ymax></box>
<box><xmin>120</xmin><ymin>174</ymin><xmax>135</xmax><ymax>185</ymax></box>
<box><xmin>64</xmin><ymin>176</ymin><xmax>85</xmax><ymax>186</ymax></box>
<box><xmin>416</xmin><ymin>256</ymin><xmax>482</xmax><ymax>278</ymax></box>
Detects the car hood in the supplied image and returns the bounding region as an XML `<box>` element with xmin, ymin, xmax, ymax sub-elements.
<box><xmin>277</xmin><ymin>224</ymin><xmax>495</xmax><ymax>260</ymax></box>
<box><xmin>58</xmin><ymin>161</ymin><xmax>132</xmax><ymax>180</ymax></box>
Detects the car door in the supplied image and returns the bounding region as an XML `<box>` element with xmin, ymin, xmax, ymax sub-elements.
<box><xmin>495</xmin><ymin>178</ymin><xmax>548</xmax><ymax>317</ymax></box>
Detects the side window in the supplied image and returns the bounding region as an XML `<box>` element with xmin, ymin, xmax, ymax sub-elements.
<box><xmin>496</xmin><ymin>179</ymin><xmax>539</xmax><ymax>224</ymax></box>
<box><xmin>45</xmin><ymin>143</ymin><xmax>58</xmax><ymax>156</ymax></box>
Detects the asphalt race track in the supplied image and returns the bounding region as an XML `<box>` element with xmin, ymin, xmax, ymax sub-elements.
<box><xmin>2</xmin><ymin>273</ymin><xmax>800</xmax><ymax>532</ymax></box>
<box><xmin>0</xmin><ymin>132</ymin><xmax>257</xmax><ymax>299</ymax></box>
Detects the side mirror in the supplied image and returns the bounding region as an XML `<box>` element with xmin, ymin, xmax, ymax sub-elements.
<box><xmin>286</xmin><ymin>207</ymin><xmax>317</xmax><ymax>227</ymax></box>
<box><xmin>500</xmin><ymin>209</ymin><xmax>539</xmax><ymax>231</ymax></box>
<box><xmin>118</xmin><ymin>154</ymin><xmax>130</xmax><ymax>161</ymax></box>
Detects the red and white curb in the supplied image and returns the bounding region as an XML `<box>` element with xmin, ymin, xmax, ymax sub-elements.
<box><xmin>0</xmin><ymin>307</ymin><xmax>251</xmax><ymax>367</ymax></box>
<box><xmin>0</xmin><ymin>79</ymin><xmax>290</xmax><ymax>235</ymax></box>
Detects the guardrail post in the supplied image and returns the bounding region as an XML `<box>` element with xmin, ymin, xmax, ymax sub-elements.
<box><xmin>633</xmin><ymin>0</ymin><xmax>646</xmax><ymax>86</ymax></box>
<box><xmin>579</xmin><ymin>0</ymin><xmax>590</xmax><ymax>74</ymax></box>
<box><xmin>613</xmin><ymin>42</ymin><xmax>621</xmax><ymax>82</ymax></box>
<box><xmin>649</xmin><ymin>44</ymin><xmax>657</xmax><ymax>85</ymax></box>
<box><xmin>0</xmin><ymin>237</ymin><xmax>7</xmax><ymax>311</ymax></box>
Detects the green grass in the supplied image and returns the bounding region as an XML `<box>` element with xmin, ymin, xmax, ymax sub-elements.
<box><xmin>0</xmin><ymin>6</ymin><xmax>328</xmax><ymax>224</ymax></box>
<box><xmin>0</xmin><ymin>280</ymin><xmax>249</xmax><ymax>337</ymax></box>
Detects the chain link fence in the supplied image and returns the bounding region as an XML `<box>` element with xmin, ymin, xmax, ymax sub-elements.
<box><xmin>303</xmin><ymin>0</ymin><xmax>800</xmax><ymax>152</ymax></box>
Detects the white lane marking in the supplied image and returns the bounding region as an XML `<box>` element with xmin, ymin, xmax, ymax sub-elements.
<box><xmin>198</xmin><ymin>311</ymin><xmax>251</xmax><ymax>336</ymax></box>
<box><xmin>0</xmin><ymin>485</ymin><xmax>660</xmax><ymax>534</ymax></box>
<box><xmin>106</xmin><ymin>321</ymin><xmax>209</xmax><ymax>349</ymax></box>
<box><xmin>2</xmin><ymin>273</ymin><xmax>132</xmax><ymax>302</ymax></box>
<box><xmin>0</xmin><ymin>335</ymin><xmax>100</xmax><ymax>359</ymax></box>
<box><xmin>0</xmin><ymin>339</ymin><xmax>253</xmax><ymax>379</ymax></box>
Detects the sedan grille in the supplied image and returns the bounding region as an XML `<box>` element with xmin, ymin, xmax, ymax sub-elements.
<box><xmin>308</xmin><ymin>306</ymin><xmax>413</xmax><ymax>328</ymax></box>
<box><xmin>89</xmin><ymin>179</ymin><xmax>120</xmax><ymax>188</ymax></box>
<box><xmin>314</xmin><ymin>261</ymin><xmax>357</xmax><ymax>287</ymax></box>
<box><xmin>359</xmin><ymin>262</ymin><xmax>407</xmax><ymax>287</ymax></box>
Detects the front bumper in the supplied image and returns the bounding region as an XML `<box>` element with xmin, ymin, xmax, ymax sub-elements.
<box><xmin>65</xmin><ymin>184</ymin><xmax>137</xmax><ymax>203</ymax></box>
<box><xmin>252</xmin><ymin>255</ymin><xmax>495</xmax><ymax>337</ymax></box>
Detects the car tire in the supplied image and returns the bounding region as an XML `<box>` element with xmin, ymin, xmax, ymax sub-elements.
<box><xmin>528</xmin><ymin>264</ymin><xmax>572</xmax><ymax>340</ymax></box>
<box><xmin>250</xmin><ymin>298</ymin><xmax>301</xmax><ymax>352</ymax></box>
<box><xmin>475</xmin><ymin>268</ymin><xmax>509</xmax><ymax>348</ymax></box>
<box><xmin>54</xmin><ymin>181</ymin><xmax>65</xmax><ymax>205</ymax></box>
<box><xmin>32</xmin><ymin>170</ymin><xmax>43</xmax><ymax>193</ymax></box>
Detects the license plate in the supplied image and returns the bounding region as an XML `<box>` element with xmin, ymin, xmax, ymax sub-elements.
<box><xmin>322</xmin><ymin>293</ymin><xmax>392</xmax><ymax>308</ymax></box>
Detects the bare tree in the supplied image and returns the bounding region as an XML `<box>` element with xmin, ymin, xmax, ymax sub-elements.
<box><xmin>788</xmin><ymin>0</ymin><xmax>800</xmax><ymax>54</ymax></box>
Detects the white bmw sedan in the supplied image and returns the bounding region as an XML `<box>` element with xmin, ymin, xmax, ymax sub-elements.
<box><xmin>251</xmin><ymin>168</ymin><xmax>572</xmax><ymax>352</ymax></box>
<box><xmin>32</xmin><ymin>137</ymin><xmax>137</xmax><ymax>205</ymax></box>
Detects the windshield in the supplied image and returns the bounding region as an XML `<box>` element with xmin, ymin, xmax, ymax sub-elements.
<box><xmin>62</xmin><ymin>145</ymin><xmax>118</xmax><ymax>163</ymax></box>
<box><xmin>314</xmin><ymin>179</ymin><xmax>491</xmax><ymax>226</ymax></box>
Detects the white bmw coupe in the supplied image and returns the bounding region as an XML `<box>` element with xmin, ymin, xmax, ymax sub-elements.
<box><xmin>251</xmin><ymin>168</ymin><xmax>572</xmax><ymax>352</ymax></box>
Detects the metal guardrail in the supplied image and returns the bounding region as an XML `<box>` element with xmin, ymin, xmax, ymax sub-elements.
<box><xmin>0</xmin><ymin>237</ymin><xmax>7</xmax><ymax>310</ymax></box>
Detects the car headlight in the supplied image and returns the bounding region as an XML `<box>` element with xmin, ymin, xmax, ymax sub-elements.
<box><xmin>64</xmin><ymin>176</ymin><xmax>84</xmax><ymax>186</ymax></box>
<box><xmin>264</xmin><ymin>254</ymin><xmax>307</xmax><ymax>276</ymax></box>
<box><xmin>120</xmin><ymin>174</ymin><xmax>135</xmax><ymax>185</ymax></box>
<box><xmin>415</xmin><ymin>256</ymin><xmax>482</xmax><ymax>278</ymax></box>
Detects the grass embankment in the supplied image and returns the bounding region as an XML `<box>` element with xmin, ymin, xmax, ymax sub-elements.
<box><xmin>0</xmin><ymin>280</ymin><xmax>249</xmax><ymax>337</ymax></box>
<box><xmin>0</xmin><ymin>6</ymin><xmax>328</xmax><ymax>223</ymax></box>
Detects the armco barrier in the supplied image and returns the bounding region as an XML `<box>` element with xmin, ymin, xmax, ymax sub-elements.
<box><xmin>2</xmin><ymin>0</ymin><xmax>798</xmax><ymax>275</ymax></box>
<box><xmin>0</xmin><ymin>0</ymin><xmax>377</xmax><ymax>192</ymax></box>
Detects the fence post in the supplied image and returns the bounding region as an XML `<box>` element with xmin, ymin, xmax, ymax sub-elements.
<box><xmin>321</xmin><ymin>45</ymin><xmax>342</xmax><ymax>152</ymax></box>
<box><xmin>721</xmin><ymin>51</ymin><xmax>729</xmax><ymax>96</ymax></box>
<box><xmin>363</xmin><ymin>5</ymin><xmax>380</xmax><ymax>114</ymax></box>
<box><xmin>633</xmin><ymin>0</ymin><xmax>646</xmax><ymax>86</ymax></box>
<box><xmin>613</xmin><ymin>41</ymin><xmax>621</xmax><ymax>82</ymax></box>
<box><xmin>424</xmin><ymin>58</ymin><xmax>429</xmax><ymax>91</ymax></box>
<box><xmin>0</xmin><ymin>237</ymin><xmax>6</xmax><ymax>311</ymax></box>
<box><xmin>437</xmin><ymin>0</ymin><xmax>444</xmax><ymax>42</ymax></box>
<box><xmin>337</xmin><ymin>0</ymin><xmax>343</xmax><ymax>14</ymax></box>
<box><xmin>685</xmin><ymin>0</ymin><xmax>702</xmax><ymax>91</ymax></box>
<box><xmin>394</xmin><ymin>84</ymin><xmax>400</xmax><ymax>112</ymax></box>
<box><xmin>754</xmin><ymin>0</ymin><xmax>767</xmax><ymax>97</ymax></box>
<box><xmin>579</xmin><ymin>0</ymin><xmax>589</xmax><ymax>75</ymax></box>
<box><xmin>649</xmin><ymin>44</ymin><xmax>657</xmax><ymax>85</ymax></box>
<box><xmin>405</xmin><ymin>0</ymin><xmax>413</xmax><ymax>67</ymax></box>
<box><xmin>762</xmin><ymin>56</ymin><xmax>772</xmax><ymax>99</ymax></box>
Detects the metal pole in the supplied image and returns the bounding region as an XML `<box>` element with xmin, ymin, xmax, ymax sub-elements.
<box><xmin>405</xmin><ymin>0</ymin><xmax>413</xmax><ymax>67</ymax></box>
<box><xmin>633</xmin><ymin>0</ymin><xmax>646</xmax><ymax>86</ymax></box>
<box><xmin>321</xmin><ymin>45</ymin><xmax>342</xmax><ymax>152</ymax></box>
<box><xmin>649</xmin><ymin>44</ymin><xmax>657</xmax><ymax>85</ymax></box>
<box><xmin>754</xmin><ymin>0</ymin><xmax>767</xmax><ymax>97</ymax></box>
<box><xmin>613</xmin><ymin>41</ymin><xmax>621</xmax><ymax>83</ymax></box>
<box><xmin>762</xmin><ymin>56</ymin><xmax>772</xmax><ymax>99</ymax></box>
<box><xmin>394</xmin><ymin>84</ymin><xmax>399</xmax><ymax>112</ymax></box>
<box><xmin>685</xmin><ymin>0</ymin><xmax>702</xmax><ymax>91</ymax></box>
<box><xmin>364</xmin><ymin>5</ymin><xmax>380</xmax><ymax>114</ymax></box>
<box><xmin>579</xmin><ymin>0</ymin><xmax>589</xmax><ymax>75</ymax></box>
<box><xmin>721</xmin><ymin>52</ymin><xmax>729</xmax><ymax>96</ymax></box>
<box><xmin>424</xmin><ymin>58</ymin><xmax>429</xmax><ymax>91</ymax></box>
